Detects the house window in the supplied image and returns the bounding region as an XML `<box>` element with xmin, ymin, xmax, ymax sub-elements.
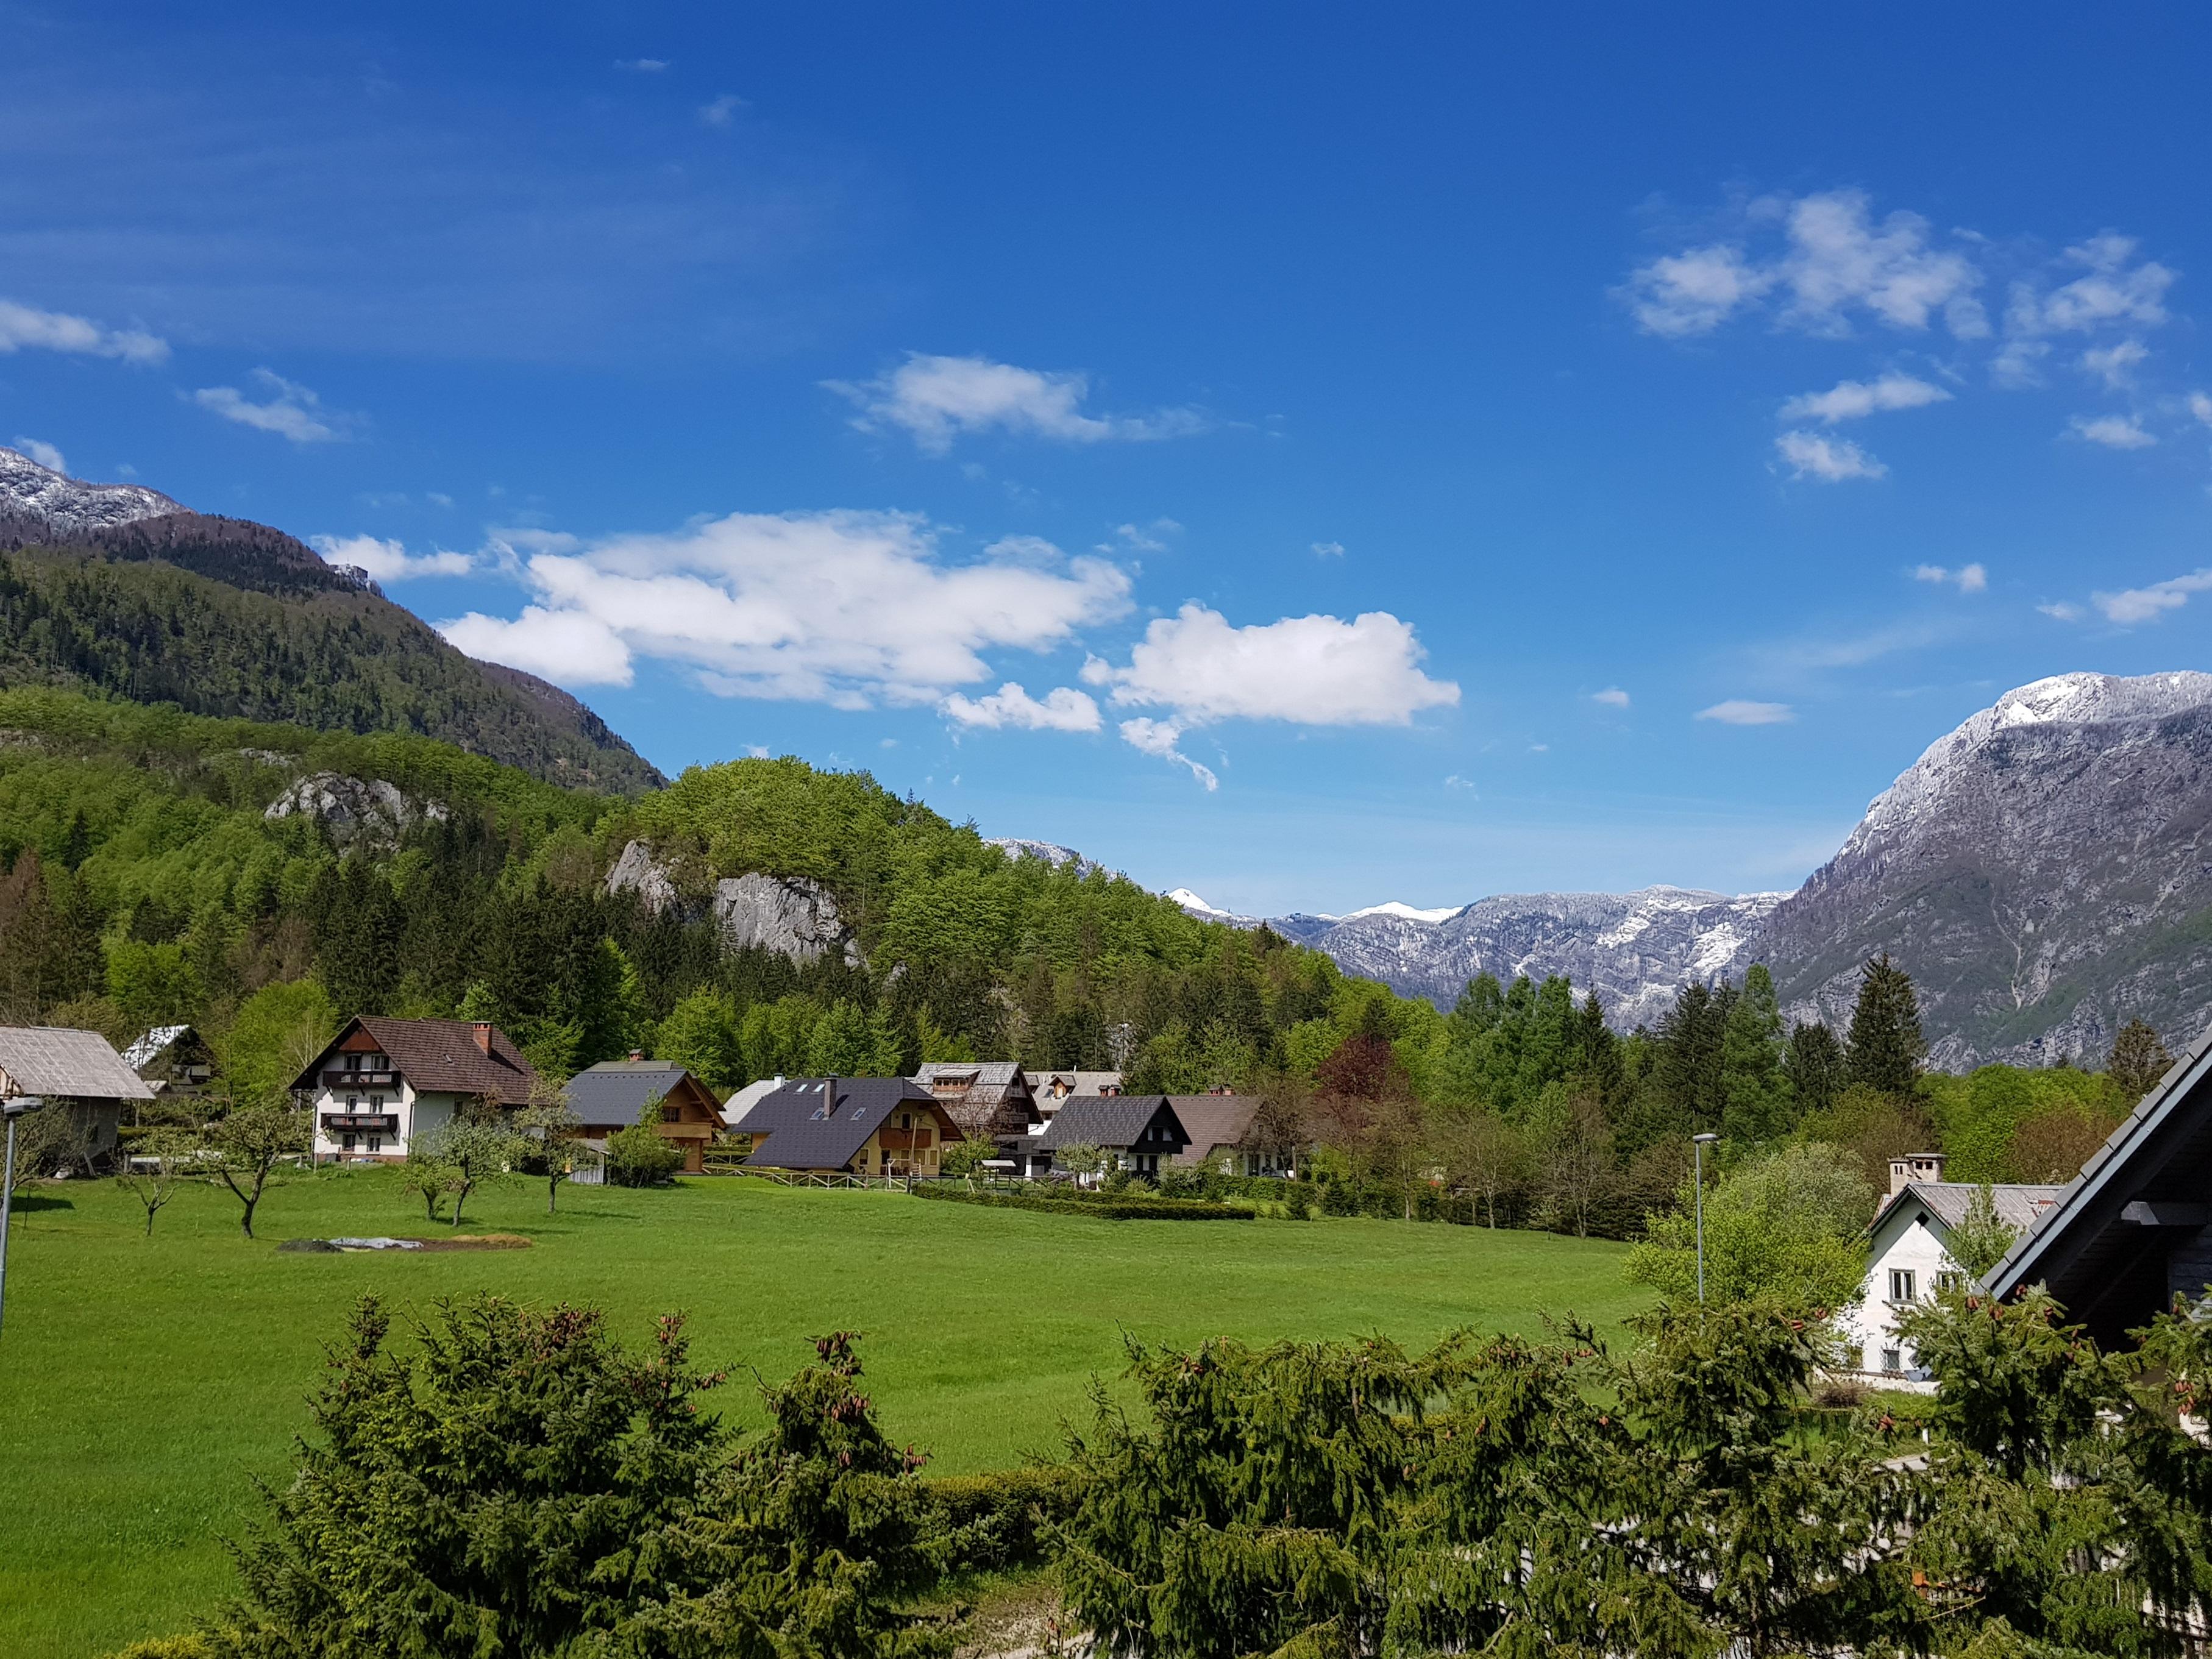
<box><xmin>366</xmin><ymin>1135</ymin><xmax>382</xmax><ymax>1154</ymax></box>
<box><xmin>1888</xmin><ymin>1268</ymin><xmax>1917</xmax><ymax>1303</ymax></box>
<box><xmin>341</xmin><ymin>1132</ymin><xmax>357</xmax><ymax>1152</ymax></box>
<box><xmin>1935</xmin><ymin>1270</ymin><xmax>1964</xmax><ymax>1293</ymax></box>
<box><xmin>1880</xmin><ymin>1348</ymin><xmax>1903</xmax><ymax>1374</ymax></box>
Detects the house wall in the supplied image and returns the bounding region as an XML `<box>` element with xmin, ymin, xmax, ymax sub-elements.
<box><xmin>1844</xmin><ymin>1215</ymin><xmax>1963</xmax><ymax>1376</ymax></box>
<box><xmin>313</xmin><ymin>1079</ymin><xmax>458</xmax><ymax>1162</ymax></box>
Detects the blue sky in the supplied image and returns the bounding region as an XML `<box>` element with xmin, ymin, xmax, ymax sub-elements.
<box><xmin>2</xmin><ymin>4</ymin><xmax>2208</xmax><ymax>915</ymax></box>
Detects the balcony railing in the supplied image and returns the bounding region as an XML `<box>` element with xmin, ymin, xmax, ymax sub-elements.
<box><xmin>322</xmin><ymin>1069</ymin><xmax>398</xmax><ymax>1088</ymax></box>
<box><xmin>322</xmin><ymin>1113</ymin><xmax>399</xmax><ymax>1132</ymax></box>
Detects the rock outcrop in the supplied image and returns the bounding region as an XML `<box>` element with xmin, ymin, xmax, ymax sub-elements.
<box><xmin>605</xmin><ymin>838</ymin><xmax>683</xmax><ymax>915</ymax></box>
<box><xmin>264</xmin><ymin>773</ymin><xmax>447</xmax><ymax>847</ymax></box>
<box><xmin>605</xmin><ymin>840</ymin><xmax>862</xmax><ymax>970</ymax></box>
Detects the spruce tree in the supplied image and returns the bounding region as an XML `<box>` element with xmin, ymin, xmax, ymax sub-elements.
<box><xmin>2106</xmin><ymin>1017</ymin><xmax>2174</xmax><ymax>1100</ymax></box>
<box><xmin>1719</xmin><ymin>964</ymin><xmax>1790</xmax><ymax>1143</ymax></box>
<box><xmin>1783</xmin><ymin>1020</ymin><xmax>1846</xmax><ymax>1114</ymax></box>
<box><xmin>1844</xmin><ymin>953</ymin><xmax>1926</xmax><ymax>1096</ymax></box>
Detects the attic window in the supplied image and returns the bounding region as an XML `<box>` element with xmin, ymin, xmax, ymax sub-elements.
<box><xmin>853</xmin><ymin>1107</ymin><xmax>867</xmax><ymax>1123</ymax></box>
<box><xmin>809</xmin><ymin>1104</ymin><xmax>831</xmax><ymax>1121</ymax></box>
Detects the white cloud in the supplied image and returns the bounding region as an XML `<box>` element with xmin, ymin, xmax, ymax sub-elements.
<box><xmin>1591</xmin><ymin>687</ymin><xmax>1631</xmax><ymax>708</ymax></box>
<box><xmin>2037</xmin><ymin>601</ymin><xmax>2085</xmax><ymax>622</ymax></box>
<box><xmin>192</xmin><ymin>370</ymin><xmax>346</xmax><ymax>443</ymax></box>
<box><xmin>2069</xmin><ymin>413</ymin><xmax>2155</xmax><ymax>450</ymax></box>
<box><xmin>2090</xmin><ymin>569</ymin><xmax>2212</xmax><ymax>625</ymax></box>
<box><xmin>697</xmin><ymin>94</ymin><xmax>744</xmax><ymax>126</ymax></box>
<box><xmin>1104</xmin><ymin>519</ymin><xmax>1180</xmax><ymax>554</ymax></box>
<box><xmin>441</xmin><ymin>605</ymin><xmax>636</xmax><ymax>684</ymax></box>
<box><xmin>311</xmin><ymin>533</ymin><xmax>475</xmax><ymax>582</ymax></box>
<box><xmin>1912</xmin><ymin>562</ymin><xmax>1987</xmax><ymax>594</ymax></box>
<box><xmin>0</xmin><ymin>296</ymin><xmax>168</xmax><ymax>365</ymax></box>
<box><xmin>1625</xmin><ymin>191</ymin><xmax>1979</xmax><ymax>340</ymax></box>
<box><xmin>1084</xmin><ymin>603</ymin><xmax>1460</xmax><ymax>726</ymax></box>
<box><xmin>1779</xmin><ymin>373</ymin><xmax>1951</xmax><ymax>424</ymax></box>
<box><xmin>1312</xmin><ymin>540</ymin><xmax>1345</xmax><ymax>558</ymax></box>
<box><xmin>1991</xmin><ymin>337</ymin><xmax>2052</xmax><ymax>389</ymax></box>
<box><xmin>1443</xmin><ymin>774</ymin><xmax>1475</xmax><ymax>790</ymax></box>
<box><xmin>10</xmin><ymin>436</ymin><xmax>65</xmax><ymax>474</ymax></box>
<box><xmin>1697</xmin><ymin>700</ymin><xmax>1794</xmax><ymax>726</ymax></box>
<box><xmin>1118</xmin><ymin>717</ymin><xmax>1217</xmax><ymax>790</ymax></box>
<box><xmin>941</xmin><ymin>681</ymin><xmax>1102</xmax><ymax>733</ymax></box>
<box><xmin>428</xmin><ymin>491</ymin><xmax>455</xmax><ymax>508</ymax></box>
<box><xmin>437</xmin><ymin>508</ymin><xmax>1131</xmax><ymax>702</ymax></box>
<box><xmin>826</xmin><ymin>352</ymin><xmax>1207</xmax><ymax>455</ymax></box>
<box><xmin>744</xmin><ymin>744</ymin><xmax>772</xmax><ymax>759</ymax></box>
<box><xmin>615</xmin><ymin>57</ymin><xmax>669</xmax><ymax>71</ymax></box>
<box><xmin>2012</xmin><ymin>235</ymin><xmax>2174</xmax><ymax>335</ymax></box>
<box><xmin>1774</xmin><ymin>430</ymin><xmax>1887</xmax><ymax>481</ymax></box>
<box><xmin>2082</xmin><ymin>339</ymin><xmax>2149</xmax><ymax>390</ymax></box>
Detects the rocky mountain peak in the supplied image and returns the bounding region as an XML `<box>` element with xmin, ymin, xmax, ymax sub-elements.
<box><xmin>0</xmin><ymin>444</ymin><xmax>183</xmax><ymax>537</ymax></box>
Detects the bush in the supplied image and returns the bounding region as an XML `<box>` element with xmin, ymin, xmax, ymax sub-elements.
<box><xmin>912</xmin><ymin>1185</ymin><xmax>1250</xmax><ymax>1221</ymax></box>
<box><xmin>604</xmin><ymin>1123</ymin><xmax>684</xmax><ymax>1187</ymax></box>
<box><xmin>926</xmin><ymin>1465</ymin><xmax>1079</xmax><ymax>1571</ymax></box>
<box><xmin>1284</xmin><ymin>1183</ymin><xmax>1316</xmax><ymax>1220</ymax></box>
<box><xmin>104</xmin><ymin>1640</ymin><xmax>222</xmax><ymax>1659</ymax></box>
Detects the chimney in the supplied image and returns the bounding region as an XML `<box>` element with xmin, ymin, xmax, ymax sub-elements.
<box><xmin>1888</xmin><ymin>1151</ymin><xmax>1946</xmax><ymax>1199</ymax></box>
<box><xmin>627</xmin><ymin>1049</ymin><xmax>644</xmax><ymax>1063</ymax></box>
<box><xmin>825</xmin><ymin>1075</ymin><xmax>838</xmax><ymax>1113</ymax></box>
<box><xmin>471</xmin><ymin>1021</ymin><xmax>493</xmax><ymax>1056</ymax></box>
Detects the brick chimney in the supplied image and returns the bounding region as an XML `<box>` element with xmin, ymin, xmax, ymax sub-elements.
<box><xmin>471</xmin><ymin>1021</ymin><xmax>493</xmax><ymax>1056</ymax></box>
<box><xmin>628</xmin><ymin>1049</ymin><xmax>644</xmax><ymax>1062</ymax></box>
<box><xmin>1887</xmin><ymin>1151</ymin><xmax>1946</xmax><ymax>1199</ymax></box>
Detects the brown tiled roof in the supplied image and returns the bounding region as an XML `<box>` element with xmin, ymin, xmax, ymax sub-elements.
<box><xmin>296</xmin><ymin>1017</ymin><xmax>536</xmax><ymax>1106</ymax></box>
<box><xmin>1167</xmin><ymin>1095</ymin><xmax>1262</xmax><ymax>1165</ymax></box>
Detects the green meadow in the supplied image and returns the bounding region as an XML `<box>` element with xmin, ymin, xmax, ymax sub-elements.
<box><xmin>0</xmin><ymin>1171</ymin><xmax>1647</xmax><ymax>1658</ymax></box>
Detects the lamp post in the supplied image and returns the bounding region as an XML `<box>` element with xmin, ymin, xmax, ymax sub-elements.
<box><xmin>1691</xmin><ymin>1131</ymin><xmax>1720</xmax><ymax>1306</ymax></box>
<box><xmin>0</xmin><ymin>1096</ymin><xmax>49</xmax><ymax>1341</ymax></box>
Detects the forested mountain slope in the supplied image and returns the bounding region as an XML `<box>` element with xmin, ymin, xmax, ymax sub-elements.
<box><xmin>0</xmin><ymin>447</ymin><xmax>661</xmax><ymax>792</ymax></box>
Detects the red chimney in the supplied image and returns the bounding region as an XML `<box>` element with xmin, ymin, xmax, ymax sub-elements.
<box><xmin>471</xmin><ymin>1021</ymin><xmax>493</xmax><ymax>1055</ymax></box>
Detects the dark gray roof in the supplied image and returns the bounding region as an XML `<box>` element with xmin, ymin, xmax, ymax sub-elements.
<box><xmin>564</xmin><ymin>1061</ymin><xmax>695</xmax><ymax>1131</ymax></box>
<box><xmin>743</xmin><ymin>1076</ymin><xmax>942</xmax><ymax>1170</ymax></box>
<box><xmin>1035</xmin><ymin>1093</ymin><xmax>1184</xmax><ymax>1153</ymax></box>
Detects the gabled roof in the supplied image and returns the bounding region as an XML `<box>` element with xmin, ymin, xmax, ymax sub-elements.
<box><xmin>122</xmin><ymin>1025</ymin><xmax>193</xmax><ymax>1071</ymax></box>
<box><xmin>1167</xmin><ymin>1095</ymin><xmax>1262</xmax><ymax>1165</ymax></box>
<box><xmin>1023</xmin><ymin>1069</ymin><xmax>1124</xmax><ymax>1098</ymax></box>
<box><xmin>723</xmin><ymin>1076</ymin><xmax>785</xmax><ymax>1129</ymax></box>
<box><xmin>913</xmin><ymin>1059</ymin><xmax>1027</xmax><ymax>1093</ymax></box>
<box><xmin>1986</xmin><ymin>1022</ymin><xmax>2212</xmax><ymax>1333</ymax></box>
<box><xmin>1873</xmin><ymin>1181</ymin><xmax>2071</xmax><ymax>1237</ymax></box>
<box><xmin>0</xmin><ymin>1026</ymin><xmax>154</xmax><ymax>1101</ymax></box>
<box><xmin>293</xmin><ymin>1016</ymin><xmax>535</xmax><ymax>1106</ymax></box>
<box><xmin>1035</xmin><ymin>1093</ymin><xmax>1184</xmax><ymax>1153</ymax></box>
<box><xmin>743</xmin><ymin>1076</ymin><xmax>948</xmax><ymax>1170</ymax></box>
<box><xmin>564</xmin><ymin>1061</ymin><xmax>711</xmax><ymax>1130</ymax></box>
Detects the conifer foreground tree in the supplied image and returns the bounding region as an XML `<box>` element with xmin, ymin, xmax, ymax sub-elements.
<box><xmin>1845</xmin><ymin>952</ymin><xmax>1927</xmax><ymax>1096</ymax></box>
<box><xmin>2108</xmin><ymin>1017</ymin><xmax>2175</xmax><ymax>1101</ymax></box>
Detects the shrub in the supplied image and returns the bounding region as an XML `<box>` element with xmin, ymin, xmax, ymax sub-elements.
<box><xmin>104</xmin><ymin>1639</ymin><xmax>222</xmax><ymax>1659</ymax></box>
<box><xmin>912</xmin><ymin>1185</ymin><xmax>1250</xmax><ymax>1221</ymax></box>
<box><xmin>604</xmin><ymin>1123</ymin><xmax>684</xmax><ymax>1187</ymax></box>
<box><xmin>1284</xmin><ymin>1183</ymin><xmax>1316</xmax><ymax>1220</ymax></box>
<box><xmin>926</xmin><ymin>1464</ymin><xmax>1079</xmax><ymax>1571</ymax></box>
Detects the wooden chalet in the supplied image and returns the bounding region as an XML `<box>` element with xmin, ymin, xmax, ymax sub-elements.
<box><xmin>742</xmin><ymin>1076</ymin><xmax>963</xmax><ymax>1178</ymax></box>
<box><xmin>564</xmin><ymin>1058</ymin><xmax>724</xmax><ymax>1173</ymax></box>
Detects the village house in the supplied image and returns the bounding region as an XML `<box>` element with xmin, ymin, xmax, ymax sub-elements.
<box><xmin>1845</xmin><ymin>1153</ymin><xmax>2067</xmax><ymax>1378</ymax></box>
<box><xmin>122</xmin><ymin>1025</ymin><xmax>216</xmax><ymax>1104</ymax></box>
<box><xmin>1034</xmin><ymin>1093</ymin><xmax>1191</xmax><ymax>1180</ymax></box>
<box><xmin>1022</xmin><ymin>1070</ymin><xmax>1123</xmax><ymax>1114</ymax></box>
<box><xmin>1989</xmin><ymin>1025</ymin><xmax>2212</xmax><ymax>1345</ymax></box>
<box><xmin>1167</xmin><ymin>1093</ymin><xmax>1292</xmax><ymax>1177</ymax></box>
<box><xmin>293</xmin><ymin>1016</ymin><xmax>535</xmax><ymax>1162</ymax></box>
<box><xmin>911</xmin><ymin>1060</ymin><xmax>1036</xmax><ymax>1139</ymax></box>
<box><xmin>0</xmin><ymin>1026</ymin><xmax>155</xmax><ymax>1163</ymax></box>
<box><xmin>563</xmin><ymin>1057</ymin><xmax>724</xmax><ymax>1173</ymax></box>
<box><xmin>741</xmin><ymin>1076</ymin><xmax>963</xmax><ymax>1178</ymax></box>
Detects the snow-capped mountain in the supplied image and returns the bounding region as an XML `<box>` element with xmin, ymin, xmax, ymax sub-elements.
<box><xmin>986</xmin><ymin>837</ymin><xmax>1112</xmax><ymax>878</ymax></box>
<box><xmin>1751</xmin><ymin>671</ymin><xmax>2212</xmax><ymax>1068</ymax></box>
<box><xmin>0</xmin><ymin>444</ymin><xmax>183</xmax><ymax>537</ymax></box>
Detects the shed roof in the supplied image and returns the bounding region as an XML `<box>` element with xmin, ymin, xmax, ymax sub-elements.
<box><xmin>743</xmin><ymin>1076</ymin><xmax>947</xmax><ymax>1170</ymax></box>
<box><xmin>1035</xmin><ymin>1093</ymin><xmax>1182</xmax><ymax>1152</ymax></box>
<box><xmin>565</xmin><ymin>1061</ymin><xmax>705</xmax><ymax>1131</ymax></box>
<box><xmin>0</xmin><ymin>1026</ymin><xmax>154</xmax><ymax>1101</ymax></box>
<box><xmin>294</xmin><ymin>1016</ymin><xmax>535</xmax><ymax>1106</ymax></box>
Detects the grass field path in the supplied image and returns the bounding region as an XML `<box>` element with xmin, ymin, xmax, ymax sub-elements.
<box><xmin>0</xmin><ymin>1171</ymin><xmax>1646</xmax><ymax>1658</ymax></box>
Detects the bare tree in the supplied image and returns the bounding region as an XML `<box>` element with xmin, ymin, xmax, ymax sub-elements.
<box><xmin>1437</xmin><ymin>1111</ymin><xmax>1530</xmax><ymax>1229</ymax></box>
<box><xmin>517</xmin><ymin>1073</ymin><xmax>586</xmax><ymax>1215</ymax></box>
<box><xmin>1538</xmin><ymin>1091</ymin><xmax>1616</xmax><ymax>1239</ymax></box>
<box><xmin>206</xmin><ymin>1095</ymin><xmax>309</xmax><ymax>1240</ymax></box>
<box><xmin>113</xmin><ymin>1128</ymin><xmax>194</xmax><ymax>1237</ymax></box>
<box><xmin>6</xmin><ymin>1104</ymin><xmax>92</xmax><ymax>1197</ymax></box>
<box><xmin>414</xmin><ymin>1098</ymin><xmax>522</xmax><ymax>1228</ymax></box>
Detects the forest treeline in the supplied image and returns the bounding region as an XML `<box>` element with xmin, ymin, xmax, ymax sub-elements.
<box><xmin>0</xmin><ymin>689</ymin><xmax>2161</xmax><ymax>1236</ymax></box>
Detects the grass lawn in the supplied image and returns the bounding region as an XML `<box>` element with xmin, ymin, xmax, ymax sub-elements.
<box><xmin>0</xmin><ymin>1169</ymin><xmax>1648</xmax><ymax>1658</ymax></box>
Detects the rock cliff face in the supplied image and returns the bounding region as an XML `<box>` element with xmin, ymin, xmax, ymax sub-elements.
<box><xmin>605</xmin><ymin>841</ymin><xmax>863</xmax><ymax>970</ymax></box>
<box><xmin>1314</xmin><ymin>887</ymin><xmax>1786</xmax><ymax>1030</ymax></box>
<box><xmin>1746</xmin><ymin>672</ymin><xmax>2212</xmax><ymax>1069</ymax></box>
<box><xmin>265</xmin><ymin>773</ymin><xmax>448</xmax><ymax>847</ymax></box>
<box><xmin>0</xmin><ymin>444</ymin><xmax>181</xmax><ymax>537</ymax></box>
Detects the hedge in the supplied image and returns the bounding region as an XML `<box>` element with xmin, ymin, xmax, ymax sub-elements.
<box><xmin>926</xmin><ymin>1464</ymin><xmax>1080</xmax><ymax>1571</ymax></box>
<box><xmin>913</xmin><ymin>1185</ymin><xmax>1251</xmax><ymax>1221</ymax></box>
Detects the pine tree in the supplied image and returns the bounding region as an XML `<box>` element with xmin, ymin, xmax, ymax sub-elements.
<box><xmin>1844</xmin><ymin>953</ymin><xmax>1926</xmax><ymax>1096</ymax></box>
<box><xmin>1783</xmin><ymin>1020</ymin><xmax>1846</xmax><ymax>1115</ymax></box>
<box><xmin>2106</xmin><ymin>1017</ymin><xmax>2174</xmax><ymax>1101</ymax></box>
<box><xmin>1719</xmin><ymin>964</ymin><xmax>1790</xmax><ymax>1144</ymax></box>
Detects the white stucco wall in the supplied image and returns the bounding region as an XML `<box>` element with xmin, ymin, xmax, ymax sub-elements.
<box><xmin>1844</xmin><ymin>1213</ymin><xmax>1962</xmax><ymax>1375</ymax></box>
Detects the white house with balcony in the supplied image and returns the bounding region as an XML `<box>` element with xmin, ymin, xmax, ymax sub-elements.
<box><xmin>1843</xmin><ymin>1153</ymin><xmax>2068</xmax><ymax>1380</ymax></box>
<box><xmin>291</xmin><ymin>1015</ymin><xmax>536</xmax><ymax>1162</ymax></box>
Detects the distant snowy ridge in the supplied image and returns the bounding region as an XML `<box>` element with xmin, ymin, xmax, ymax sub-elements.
<box><xmin>0</xmin><ymin>444</ymin><xmax>183</xmax><ymax>537</ymax></box>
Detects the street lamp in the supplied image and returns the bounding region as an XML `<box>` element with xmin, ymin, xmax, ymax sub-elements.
<box><xmin>1691</xmin><ymin>1132</ymin><xmax>1720</xmax><ymax>1306</ymax></box>
<box><xmin>0</xmin><ymin>1096</ymin><xmax>49</xmax><ymax>1341</ymax></box>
